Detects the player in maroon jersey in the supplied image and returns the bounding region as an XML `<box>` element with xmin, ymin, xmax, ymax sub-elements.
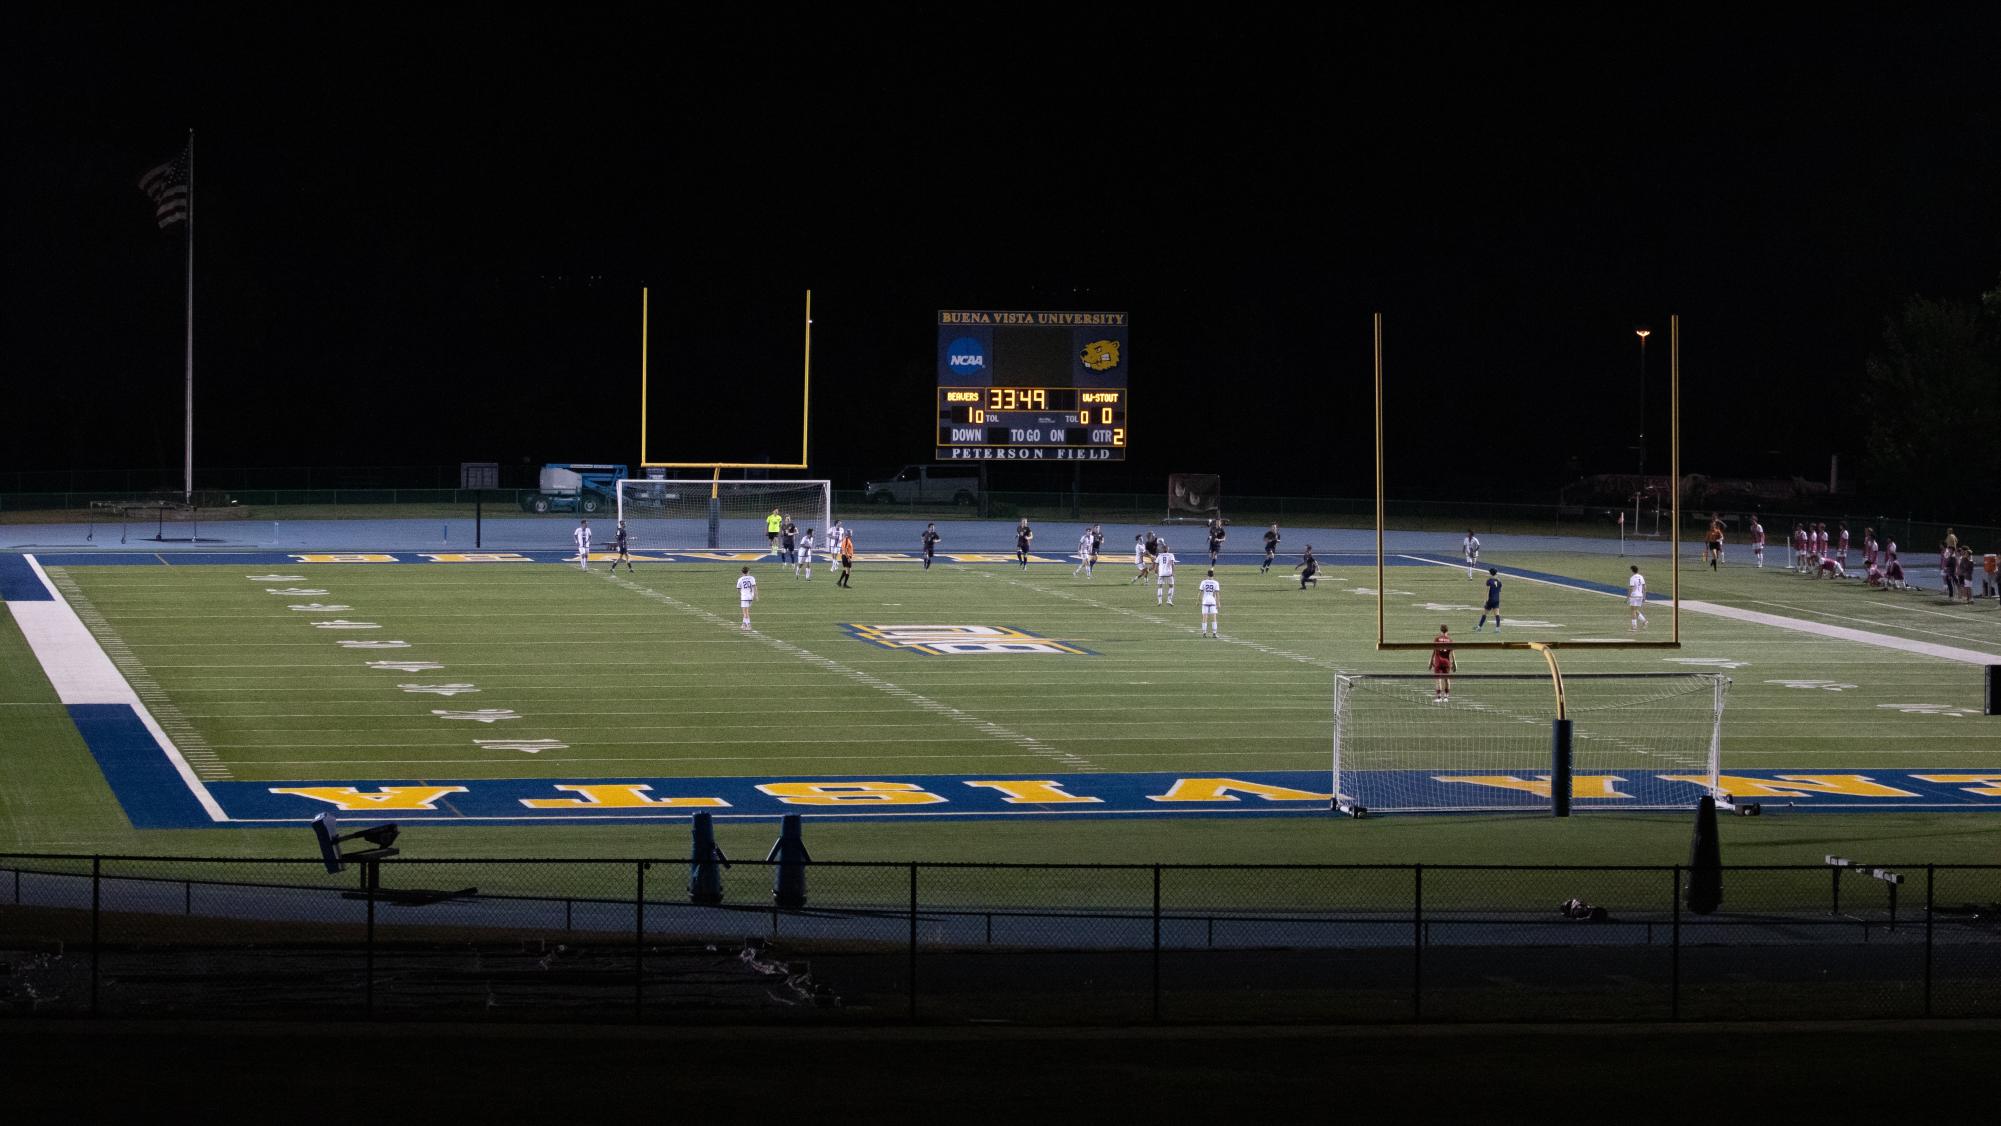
<box><xmin>1430</xmin><ymin>625</ymin><xmax>1456</xmax><ymax>704</ymax></box>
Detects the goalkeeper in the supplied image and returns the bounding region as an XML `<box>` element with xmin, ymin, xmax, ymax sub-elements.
<box><xmin>1430</xmin><ymin>625</ymin><xmax>1456</xmax><ymax>704</ymax></box>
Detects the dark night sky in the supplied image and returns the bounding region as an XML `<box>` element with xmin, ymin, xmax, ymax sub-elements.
<box><xmin>6</xmin><ymin>8</ymin><xmax>1999</xmax><ymax>497</ymax></box>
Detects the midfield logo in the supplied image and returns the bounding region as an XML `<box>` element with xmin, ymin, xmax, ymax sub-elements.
<box><xmin>842</xmin><ymin>623</ymin><xmax>1093</xmax><ymax>655</ymax></box>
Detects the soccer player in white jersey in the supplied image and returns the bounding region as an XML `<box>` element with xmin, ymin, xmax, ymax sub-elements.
<box><xmin>1198</xmin><ymin>569</ymin><xmax>1221</xmax><ymax>636</ymax></box>
<box><xmin>1156</xmin><ymin>544</ymin><xmax>1177</xmax><ymax>606</ymax></box>
<box><xmin>573</xmin><ymin>519</ymin><xmax>592</xmax><ymax>571</ymax></box>
<box><xmin>796</xmin><ymin>529</ymin><xmax>815</xmax><ymax>580</ymax></box>
<box><xmin>1627</xmin><ymin>564</ymin><xmax>1648</xmax><ymax>630</ymax></box>
<box><xmin>1750</xmin><ymin>514</ymin><xmax>1765</xmax><ymax>568</ymax></box>
<box><xmin>1073</xmin><ymin>528</ymin><xmax>1095</xmax><ymax>578</ymax></box>
<box><xmin>824</xmin><ymin>520</ymin><xmax>844</xmax><ymax>566</ymax></box>
<box><xmin>736</xmin><ymin>566</ymin><xmax>757</xmax><ymax>630</ymax></box>
<box><xmin>1838</xmin><ymin>522</ymin><xmax>1850</xmax><ymax>565</ymax></box>
<box><xmin>1463</xmin><ymin>530</ymin><xmax>1481</xmax><ymax>579</ymax></box>
<box><xmin>1129</xmin><ymin>534</ymin><xmax>1148</xmax><ymax>584</ymax></box>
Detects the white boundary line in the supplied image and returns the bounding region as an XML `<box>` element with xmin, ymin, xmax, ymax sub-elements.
<box><xmin>17</xmin><ymin>556</ymin><xmax>227</xmax><ymax>821</ymax></box>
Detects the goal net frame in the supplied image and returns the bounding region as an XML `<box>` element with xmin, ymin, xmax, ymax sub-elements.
<box><xmin>614</xmin><ymin>478</ymin><xmax>832</xmax><ymax>551</ymax></box>
<box><xmin>1331</xmin><ymin>670</ymin><xmax>1729</xmax><ymax>816</ymax></box>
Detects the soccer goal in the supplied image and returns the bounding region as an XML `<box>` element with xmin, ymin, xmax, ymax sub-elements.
<box><xmin>1331</xmin><ymin>672</ymin><xmax>1729</xmax><ymax>815</ymax></box>
<box><xmin>615</xmin><ymin>479</ymin><xmax>832</xmax><ymax>551</ymax></box>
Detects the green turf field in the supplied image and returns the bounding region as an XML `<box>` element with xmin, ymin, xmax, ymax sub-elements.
<box><xmin>4</xmin><ymin>550</ymin><xmax>2001</xmax><ymax>866</ymax></box>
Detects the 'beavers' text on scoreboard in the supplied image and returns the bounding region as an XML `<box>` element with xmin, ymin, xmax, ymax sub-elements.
<box><xmin>935</xmin><ymin>310</ymin><xmax>1128</xmax><ymax>461</ymax></box>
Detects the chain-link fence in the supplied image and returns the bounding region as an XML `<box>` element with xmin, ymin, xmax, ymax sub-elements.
<box><xmin>5</xmin><ymin>855</ymin><xmax>1998</xmax><ymax>1024</ymax></box>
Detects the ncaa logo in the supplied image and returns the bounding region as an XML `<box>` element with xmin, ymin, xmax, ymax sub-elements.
<box><xmin>946</xmin><ymin>336</ymin><xmax>987</xmax><ymax>372</ymax></box>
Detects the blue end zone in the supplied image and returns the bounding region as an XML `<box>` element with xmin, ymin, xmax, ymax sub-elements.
<box><xmin>68</xmin><ymin>704</ymin><xmax>216</xmax><ymax>829</ymax></box>
<box><xmin>0</xmin><ymin>554</ymin><xmax>52</xmax><ymax>600</ymax></box>
<box><xmin>97</xmin><ymin>768</ymin><xmax>2001</xmax><ymax>826</ymax></box>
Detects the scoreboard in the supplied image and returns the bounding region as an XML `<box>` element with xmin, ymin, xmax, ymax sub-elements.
<box><xmin>935</xmin><ymin>310</ymin><xmax>1128</xmax><ymax>461</ymax></box>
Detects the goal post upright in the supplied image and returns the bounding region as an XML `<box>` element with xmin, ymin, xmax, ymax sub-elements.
<box><xmin>638</xmin><ymin>287</ymin><xmax>814</xmax><ymax>471</ymax></box>
<box><xmin>1671</xmin><ymin>313</ymin><xmax>1680</xmax><ymax>645</ymax></box>
<box><xmin>1370</xmin><ymin>310</ymin><xmax>1687</xmax><ymax>662</ymax></box>
<box><xmin>1374</xmin><ymin>311</ymin><xmax>1385</xmax><ymax>650</ymax></box>
<box><xmin>1353</xmin><ymin>311</ymin><xmax>1696</xmax><ymax>817</ymax></box>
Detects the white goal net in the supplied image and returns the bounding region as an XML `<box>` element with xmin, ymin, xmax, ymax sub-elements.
<box><xmin>615</xmin><ymin>479</ymin><xmax>832</xmax><ymax>551</ymax></box>
<box><xmin>1331</xmin><ymin>673</ymin><xmax>1728</xmax><ymax>814</ymax></box>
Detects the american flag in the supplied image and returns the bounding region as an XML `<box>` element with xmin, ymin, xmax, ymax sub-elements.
<box><xmin>138</xmin><ymin>144</ymin><xmax>190</xmax><ymax>229</ymax></box>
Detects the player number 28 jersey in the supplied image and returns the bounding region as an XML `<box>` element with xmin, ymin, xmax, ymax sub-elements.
<box><xmin>1199</xmin><ymin>578</ymin><xmax>1220</xmax><ymax>604</ymax></box>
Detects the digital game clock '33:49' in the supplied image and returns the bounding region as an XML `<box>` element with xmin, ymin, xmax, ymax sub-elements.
<box><xmin>934</xmin><ymin>310</ymin><xmax>1128</xmax><ymax>461</ymax></box>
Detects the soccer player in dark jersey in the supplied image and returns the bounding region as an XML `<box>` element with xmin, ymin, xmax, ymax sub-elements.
<box><xmin>1015</xmin><ymin>520</ymin><xmax>1033</xmax><ymax>570</ymax></box>
<box><xmin>1207</xmin><ymin>519</ymin><xmax>1227</xmax><ymax>566</ymax></box>
<box><xmin>1295</xmin><ymin>545</ymin><xmax>1318</xmax><ymax>589</ymax></box>
<box><xmin>1090</xmin><ymin>524</ymin><xmax>1105</xmax><ymax>567</ymax></box>
<box><xmin>1261</xmin><ymin>524</ymin><xmax>1280</xmax><ymax>573</ymax></box>
<box><xmin>781</xmin><ymin>519</ymin><xmax>797</xmax><ymax>567</ymax></box>
<box><xmin>1474</xmin><ymin>567</ymin><xmax>1502</xmax><ymax>631</ymax></box>
<box><xmin>1430</xmin><ymin>625</ymin><xmax>1456</xmax><ymax>703</ymax></box>
<box><xmin>608</xmin><ymin>520</ymin><xmax>634</xmax><ymax>573</ymax></box>
<box><xmin>921</xmin><ymin>523</ymin><xmax>941</xmax><ymax>570</ymax></box>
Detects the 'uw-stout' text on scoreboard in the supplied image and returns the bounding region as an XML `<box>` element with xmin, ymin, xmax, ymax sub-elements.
<box><xmin>935</xmin><ymin>310</ymin><xmax>1128</xmax><ymax>461</ymax></box>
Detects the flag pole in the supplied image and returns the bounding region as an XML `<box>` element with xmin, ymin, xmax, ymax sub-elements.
<box><xmin>182</xmin><ymin>128</ymin><xmax>195</xmax><ymax>503</ymax></box>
